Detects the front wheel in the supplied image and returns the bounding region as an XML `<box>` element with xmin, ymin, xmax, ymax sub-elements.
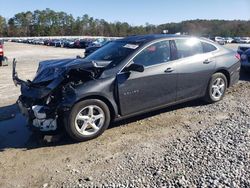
<box><xmin>204</xmin><ymin>73</ymin><xmax>228</xmax><ymax>103</ymax></box>
<box><xmin>65</xmin><ymin>99</ymin><xmax>110</xmax><ymax>142</ymax></box>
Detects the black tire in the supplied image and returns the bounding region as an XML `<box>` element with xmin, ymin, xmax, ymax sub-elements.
<box><xmin>204</xmin><ymin>73</ymin><xmax>228</xmax><ymax>103</ymax></box>
<box><xmin>65</xmin><ymin>99</ymin><xmax>110</xmax><ymax>142</ymax></box>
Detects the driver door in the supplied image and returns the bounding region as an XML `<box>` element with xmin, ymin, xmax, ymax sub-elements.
<box><xmin>116</xmin><ymin>40</ymin><xmax>178</xmax><ymax>116</ymax></box>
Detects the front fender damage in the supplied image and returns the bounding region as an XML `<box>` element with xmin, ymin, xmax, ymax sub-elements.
<box><xmin>13</xmin><ymin>59</ymin><xmax>100</xmax><ymax>132</ymax></box>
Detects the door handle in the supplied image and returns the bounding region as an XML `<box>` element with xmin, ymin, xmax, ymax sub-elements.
<box><xmin>164</xmin><ymin>68</ymin><xmax>174</xmax><ymax>73</ymax></box>
<box><xmin>203</xmin><ymin>59</ymin><xmax>212</xmax><ymax>64</ymax></box>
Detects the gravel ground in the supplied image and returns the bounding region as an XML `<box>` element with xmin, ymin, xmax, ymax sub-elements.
<box><xmin>0</xmin><ymin>42</ymin><xmax>249</xmax><ymax>188</ymax></box>
<box><xmin>59</xmin><ymin>82</ymin><xmax>250</xmax><ymax>188</ymax></box>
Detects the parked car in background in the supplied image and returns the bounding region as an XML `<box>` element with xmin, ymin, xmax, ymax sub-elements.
<box><xmin>232</xmin><ymin>37</ymin><xmax>241</xmax><ymax>43</ymax></box>
<box><xmin>49</xmin><ymin>39</ymin><xmax>58</xmax><ymax>46</ymax></box>
<box><xmin>73</xmin><ymin>39</ymin><xmax>81</xmax><ymax>48</ymax></box>
<box><xmin>84</xmin><ymin>39</ymin><xmax>111</xmax><ymax>57</ymax></box>
<box><xmin>37</xmin><ymin>39</ymin><xmax>45</xmax><ymax>45</ymax></box>
<box><xmin>8</xmin><ymin>37</ymin><xmax>117</xmax><ymax>49</ymax></box>
<box><xmin>240</xmin><ymin>37</ymin><xmax>250</xmax><ymax>44</ymax></box>
<box><xmin>13</xmin><ymin>34</ymin><xmax>240</xmax><ymax>142</ymax></box>
<box><xmin>214</xmin><ymin>37</ymin><xmax>226</xmax><ymax>45</ymax></box>
<box><xmin>61</xmin><ymin>39</ymin><xmax>74</xmax><ymax>48</ymax></box>
<box><xmin>43</xmin><ymin>39</ymin><xmax>51</xmax><ymax>46</ymax></box>
<box><xmin>73</xmin><ymin>39</ymin><xmax>91</xmax><ymax>48</ymax></box>
<box><xmin>225</xmin><ymin>37</ymin><xmax>234</xmax><ymax>43</ymax></box>
<box><xmin>79</xmin><ymin>39</ymin><xmax>92</xmax><ymax>48</ymax></box>
<box><xmin>88</xmin><ymin>38</ymin><xmax>108</xmax><ymax>47</ymax></box>
<box><xmin>84</xmin><ymin>41</ymin><xmax>111</xmax><ymax>57</ymax></box>
<box><xmin>237</xmin><ymin>46</ymin><xmax>250</xmax><ymax>71</ymax></box>
<box><xmin>54</xmin><ymin>40</ymin><xmax>64</xmax><ymax>47</ymax></box>
<box><xmin>66</xmin><ymin>39</ymin><xmax>79</xmax><ymax>48</ymax></box>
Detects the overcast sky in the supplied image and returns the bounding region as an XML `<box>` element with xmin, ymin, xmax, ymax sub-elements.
<box><xmin>0</xmin><ymin>0</ymin><xmax>249</xmax><ymax>25</ymax></box>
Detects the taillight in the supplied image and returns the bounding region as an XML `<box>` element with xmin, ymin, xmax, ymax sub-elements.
<box><xmin>235</xmin><ymin>53</ymin><xmax>241</xmax><ymax>60</ymax></box>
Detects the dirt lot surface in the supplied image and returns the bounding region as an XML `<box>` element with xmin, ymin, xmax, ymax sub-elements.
<box><xmin>0</xmin><ymin>42</ymin><xmax>84</xmax><ymax>107</ymax></box>
<box><xmin>0</xmin><ymin>42</ymin><xmax>249</xmax><ymax>188</ymax></box>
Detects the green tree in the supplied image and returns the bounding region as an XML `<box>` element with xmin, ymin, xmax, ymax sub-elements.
<box><xmin>0</xmin><ymin>16</ymin><xmax>7</xmax><ymax>37</ymax></box>
<box><xmin>1</xmin><ymin>10</ymin><xmax>250</xmax><ymax>37</ymax></box>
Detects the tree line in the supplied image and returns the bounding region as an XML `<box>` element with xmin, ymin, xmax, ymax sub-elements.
<box><xmin>0</xmin><ymin>8</ymin><xmax>249</xmax><ymax>37</ymax></box>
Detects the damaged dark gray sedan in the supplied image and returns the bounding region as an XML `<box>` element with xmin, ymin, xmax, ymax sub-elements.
<box><xmin>13</xmin><ymin>34</ymin><xmax>241</xmax><ymax>141</ymax></box>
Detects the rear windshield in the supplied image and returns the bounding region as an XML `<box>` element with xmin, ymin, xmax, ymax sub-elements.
<box><xmin>85</xmin><ymin>41</ymin><xmax>140</xmax><ymax>67</ymax></box>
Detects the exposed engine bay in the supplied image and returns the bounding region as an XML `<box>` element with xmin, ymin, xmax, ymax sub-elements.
<box><xmin>13</xmin><ymin>58</ymin><xmax>110</xmax><ymax>132</ymax></box>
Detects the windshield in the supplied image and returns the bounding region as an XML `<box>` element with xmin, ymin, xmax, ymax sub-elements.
<box><xmin>85</xmin><ymin>41</ymin><xmax>140</xmax><ymax>68</ymax></box>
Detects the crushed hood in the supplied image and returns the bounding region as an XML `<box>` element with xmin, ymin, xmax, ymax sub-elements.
<box><xmin>33</xmin><ymin>58</ymin><xmax>111</xmax><ymax>83</ymax></box>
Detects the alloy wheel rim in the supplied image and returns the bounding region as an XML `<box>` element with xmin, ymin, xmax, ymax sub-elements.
<box><xmin>211</xmin><ymin>78</ymin><xmax>225</xmax><ymax>100</ymax></box>
<box><xmin>75</xmin><ymin>105</ymin><xmax>105</xmax><ymax>136</ymax></box>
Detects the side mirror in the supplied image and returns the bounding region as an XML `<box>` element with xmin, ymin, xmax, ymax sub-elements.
<box><xmin>126</xmin><ymin>63</ymin><xmax>144</xmax><ymax>72</ymax></box>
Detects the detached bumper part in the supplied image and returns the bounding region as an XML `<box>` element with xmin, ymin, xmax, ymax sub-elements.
<box><xmin>18</xmin><ymin>100</ymin><xmax>58</xmax><ymax>132</ymax></box>
<box><xmin>32</xmin><ymin>105</ymin><xmax>57</xmax><ymax>132</ymax></box>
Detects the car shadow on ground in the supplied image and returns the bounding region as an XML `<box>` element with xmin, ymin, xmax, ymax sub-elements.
<box><xmin>0</xmin><ymin>99</ymin><xmax>206</xmax><ymax>152</ymax></box>
<box><xmin>0</xmin><ymin>103</ymin><xmax>71</xmax><ymax>151</ymax></box>
<box><xmin>111</xmin><ymin>99</ymin><xmax>205</xmax><ymax>129</ymax></box>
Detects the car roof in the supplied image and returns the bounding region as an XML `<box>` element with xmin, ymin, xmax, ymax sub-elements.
<box><xmin>117</xmin><ymin>34</ymin><xmax>189</xmax><ymax>43</ymax></box>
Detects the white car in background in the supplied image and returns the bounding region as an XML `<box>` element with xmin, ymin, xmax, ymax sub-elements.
<box><xmin>240</xmin><ymin>37</ymin><xmax>250</xmax><ymax>43</ymax></box>
<box><xmin>214</xmin><ymin>36</ymin><xmax>226</xmax><ymax>45</ymax></box>
<box><xmin>225</xmin><ymin>37</ymin><xmax>234</xmax><ymax>43</ymax></box>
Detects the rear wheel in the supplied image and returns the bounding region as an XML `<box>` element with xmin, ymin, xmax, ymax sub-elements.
<box><xmin>204</xmin><ymin>73</ymin><xmax>227</xmax><ymax>103</ymax></box>
<box><xmin>65</xmin><ymin>99</ymin><xmax>110</xmax><ymax>142</ymax></box>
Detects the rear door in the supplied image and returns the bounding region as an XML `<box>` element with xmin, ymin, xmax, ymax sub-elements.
<box><xmin>174</xmin><ymin>38</ymin><xmax>216</xmax><ymax>101</ymax></box>
<box><xmin>116</xmin><ymin>40</ymin><xmax>178</xmax><ymax>116</ymax></box>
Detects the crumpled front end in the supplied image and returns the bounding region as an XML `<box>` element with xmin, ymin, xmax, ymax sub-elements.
<box><xmin>13</xmin><ymin>58</ymin><xmax>105</xmax><ymax>132</ymax></box>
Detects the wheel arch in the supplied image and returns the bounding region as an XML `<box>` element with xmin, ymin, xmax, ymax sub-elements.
<box><xmin>214</xmin><ymin>69</ymin><xmax>230</xmax><ymax>88</ymax></box>
<box><xmin>75</xmin><ymin>95</ymin><xmax>118</xmax><ymax>121</ymax></box>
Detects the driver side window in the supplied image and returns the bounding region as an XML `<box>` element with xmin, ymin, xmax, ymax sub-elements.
<box><xmin>133</xmin><ymin>40</ymin><xmax>171</xmax><ymax>67</ymax></box>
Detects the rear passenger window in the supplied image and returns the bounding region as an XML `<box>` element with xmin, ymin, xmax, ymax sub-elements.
<box><xmin>201</xmin><ymin>42</ymin><xmax>217</xmax><ymax>53</ymax></box>
<box><xmin>175</xmin><ymin>38</ymin><xmax>203</xmax><ymax>59</ymax></box>
<box><xmin>133</xmin><ymin>40</ymin><xmax>171</xmax><ymax>67</ymax></box>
